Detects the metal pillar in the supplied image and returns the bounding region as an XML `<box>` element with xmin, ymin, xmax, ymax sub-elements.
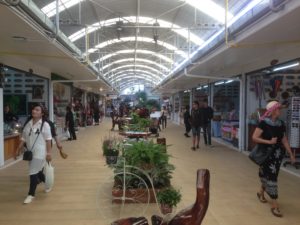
<box><xmin>55</xmin><ymin>0</ymin><xmax>60</xmax><ymax>34</ymax></box>
<box><xmin>0</xmin><ymin>88</ymin><xmax>4</xmax><ymax>167</ymax></box>
<box><xmin>49</xmin><ymin>81</ymin><xmax>54</xmax><ymax>122</ymax></box>
<box><xmin>239</xmin><ymin>73</ymin><xmax>246</xmax><ymax>151</ymax></box>
<box><xmin>189</xmin><ymin>88</ymin><xmax>193</xmax><ymax>111</ymax></box>
<box><xmin>208</xmin><ymin>83</ymin><xmax>214</xmax><ymax>107</ymax></box>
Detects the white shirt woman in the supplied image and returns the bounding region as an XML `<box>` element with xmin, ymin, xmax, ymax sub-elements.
<box><xmin>21</xmin><ymin>119</ymin><xmax>52</xmax><ymax>175</ymax></box>
<box><xmin>15</xmin><ymin>104</ymin><xmax>52</xmax><ymax>204</ymax></box>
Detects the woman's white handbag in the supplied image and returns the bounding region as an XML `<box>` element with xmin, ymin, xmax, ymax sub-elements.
<box><xmin>44</xmin><ymin>162</ymin><xmax>54</xmax><ymax>190</ymax></box>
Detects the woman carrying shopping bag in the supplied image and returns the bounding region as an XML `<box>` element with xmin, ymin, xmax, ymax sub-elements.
<box><xmin>15</xmin><ymin>103</ymin><xmax>52</xmax><ymax>204</ymax></box>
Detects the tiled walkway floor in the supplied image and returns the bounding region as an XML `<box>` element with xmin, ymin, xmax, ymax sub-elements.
<box><xmin>0</xmin><ymin>119</ymin><xmax>300</xmax><ymax>225</ymax></box>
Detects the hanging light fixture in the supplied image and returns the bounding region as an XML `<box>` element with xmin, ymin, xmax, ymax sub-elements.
<box><xmin>153</xmin><ymin>21</ymin><xmax>160</xmax><ymax>44</ymax></box>
<box><xmin>116</xmin><ymin>20</ymin><xmax>123</xmax><ymax>40</ymax></box>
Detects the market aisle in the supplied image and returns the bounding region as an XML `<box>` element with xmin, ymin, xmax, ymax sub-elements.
<box><xmin>0</xmin><ymin>119</ymin><xmax>300</xmax><ymax>225</ymax></box>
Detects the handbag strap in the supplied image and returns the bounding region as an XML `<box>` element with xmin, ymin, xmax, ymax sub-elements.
<box><xmin>26</xmin><ymin>121</ymin><xmax>45</xmax><ymax>152</ymax></box>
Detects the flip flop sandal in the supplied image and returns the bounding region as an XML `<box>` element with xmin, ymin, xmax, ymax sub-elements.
<box><xmin>271</xmin><ymin>208</ymin><xmax>283</xmax><ymax>217</ymax></box>
<box><xmin>257</xmin><ymin>192</ymin><xmax>267</xmax><ymax>203</ymax></box>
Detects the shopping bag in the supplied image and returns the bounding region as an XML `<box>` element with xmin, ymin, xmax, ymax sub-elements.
<box><xmin>60</xmin><ymin>129</ymin><xmax>70</xmax><ymax>141</ymax></box>
<box><xmin>44</xmin><ymin>162</ymin><xmax>54</xmax><ymax>190</ymax></box>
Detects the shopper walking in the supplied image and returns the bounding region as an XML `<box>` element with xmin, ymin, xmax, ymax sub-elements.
<box><xmin>15</xmin><ymin>103</ymin><xmax>52</xmax><ymax>204</ymax></box>
<box><xmin>190</xmin><ymin>101</ymin><xmax>202</xmax><ymax>150</ymax></box>
<box><xmin>65</xmin><ymin>106</ymin><xmax>76</xmax><ymax>140</ymax></box>
<box><xmin>252</xmin><ymin>101</ymin><xmax>295</xmax><ymax>217</ymax></box>
<box><xmin>110</xmin><ymin>106</ymin><xmax>119</xmax><ymax>131</ymax></box>
<box><xmin>160</xmin><ymin>106</ymin><xmax>168</xmax><ymax>129</ymax></box>
<box><xmin>183</xmin><ymin>105</ymin><xmax>191</xmax><ymax>137</ymax></box>
<box><xmin>201</xmin><ymin>100</ymin><xmax>214</xmax><ymax>146</ymax></box>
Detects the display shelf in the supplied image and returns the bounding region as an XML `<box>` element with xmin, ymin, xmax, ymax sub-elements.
<box><xmin>221</xmin><ymin>120</ymin><xmax>239</xmax><ymax>143</ymax></box>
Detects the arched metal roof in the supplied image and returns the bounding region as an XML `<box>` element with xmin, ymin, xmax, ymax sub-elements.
<box><xmin>31</xmin><ymin>0</ymin><xmax>252</xmax><ymax>90</ymax></box>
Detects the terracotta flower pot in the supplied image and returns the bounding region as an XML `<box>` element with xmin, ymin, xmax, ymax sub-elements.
<box><xmin>106</xmin><ymin>156</ymin><xmax>118</xmax><ymax>165</ymax></box>
<box><xmin>160</xmin><ymin>204</ymin><xmax>173</xmax><ymax>215</ymax></box>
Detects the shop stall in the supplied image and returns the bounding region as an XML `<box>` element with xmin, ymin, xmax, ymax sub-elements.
<box><xmin>213</xmin><ymin>80</ymin><xmax>240</xmax><ymax>146</ymax></box>
<box><xmin>2</xmin><ymin>66</ymin><xmax>49</xmax><ymax>161</ymax></box>
<box><xmin>246</xmin><ymin>60</ymin><xmax>300</xmax><ymax>153</ymax></box>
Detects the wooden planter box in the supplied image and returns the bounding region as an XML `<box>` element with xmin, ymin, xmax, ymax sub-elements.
<box><xmin>112</xmin><ymin>187</ymin><xmax>158</xmax><ymax>204</ymax></box>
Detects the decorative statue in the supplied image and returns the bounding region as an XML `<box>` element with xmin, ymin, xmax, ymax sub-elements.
<box><xmin>111</xmin><ymin>169</ymin><xmax>210</xmax><ymax>225</ymax></box>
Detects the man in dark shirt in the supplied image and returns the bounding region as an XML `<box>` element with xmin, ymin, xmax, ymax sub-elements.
<box><xmin>4</xmin><ymin>105</ymin><xmax>18</xmax><ymax>123</ymax></box>
<box><xmin>65</xmin><ymin>106</ymin><xmax>77</xmax><ymax>140</ymax></box>
<box><xmin>190</xmin><ymin>101</ymin><xmax>203</xmax><ymax>150</ymax></box>
<box><xmin>183</xmin><ymin>105</ymin><xmax>191</xmax><ymax>137</ymax></box>
<box><xmin>201</xmin><ymin>100</ymin><xmax>214</xmax><ymax>146</ymax></box>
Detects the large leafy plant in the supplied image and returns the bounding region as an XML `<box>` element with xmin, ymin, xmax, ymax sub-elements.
<box><xmin>114</xmin><ymin>141</ymin><xmax>175</xmax><ymax>188</ymax></box>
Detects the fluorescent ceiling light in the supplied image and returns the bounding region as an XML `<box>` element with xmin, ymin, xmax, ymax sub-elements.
<box><xmin>90</xmin><ymin>36</ymin><xmax>187</xmax><ymax>57</ymax></box>
<box><xmin>203</xmin><ymin>85</ymin><xmax>208</xmax><ymax>88</ymax></box>
<box><xmin>95</xmin><ymin>49</ymin><xmax>173</xmax><ymax>64</ymax></box>
<box><xmin>185</xmin><ymin>0</ymin><xmax>233</xmax><ymax>23</ymax></box>
<box><xmin>196</xmin><ymin>87</ymin><xmax>202</xmax><ymax>90</ymax></box>
<box><xmin>100</xmin><ymin>58</ymin><xmax>169</xmax><ymax>71</ymax></box>
<box><xmin>225</xmin><ymin>80</ymin><xmax>234</xmax><ymax>84</ymax></box>
<box><xmin>68</xmin><ymin>16</ymin><xmax>203</xmax><ymax>46</ymax></box>
<box><xmin>215</xmin><ymin>81</ymin><xmax>224</xmax><ymax>86</ymax></box>
<box><xmin>273</xmin><ymin>62</ymin><xmax>299</xmax><ymax>72</ymax></box>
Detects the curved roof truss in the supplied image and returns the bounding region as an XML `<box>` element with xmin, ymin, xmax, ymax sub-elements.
<box><xmin>117</xmin><ymin>78</ymin><xmax>156</xmax><ymax>88</ymax></box>
<box><xmin>111</xmin><ymin>75</ymin><xmax>159</xmax><ymax>85</ymax></box>
<box><xmin>108</xmin><ymin>71</ymin><xmax>161</xmax><ymax>81</ymax></box>
<box><xmin>89</xmin><ymin>36</ymin><xmax>187</xmax><ymax>57</ymax></box>
<box><xmin>104</xmin><ymin>65</ymin><xmax>166</xmax><ymax>77</ymax></box>
<box><xmin>100</xmin><ymin>58</ymin><xmax>170</xmax><ymax>72</ymax></box>
<box><xmin>109</xmin><ymin>73</ymin><xmax>159</xmax><ymax>83</ymax></box>
<box><xmin>68</xmin><ymin>16</ymin><xmax>204</xmax><ymax>45</ymax></box>
<box><xmin>104</xmin><ymin>65</ymin><xmax>166</xmax><ymax>79</ymax></box>
<box><xmin>114</xmin><ymin>78</ymin><xmax>157</xmax><ymax>89</ymax></box>
<box><xmin>95</xmin><ymin>49</ymin><xmax>173</xmax><ymax>64</ymax></box>
<box><xmin>108</xmin><ymin>69</ymin><xmax>162</xmax><ymax>81</ymax></box>
<box><xmin>119</xmin><ymin>80</ymin><xmax>155</xmax><ymax>91</ymax></box>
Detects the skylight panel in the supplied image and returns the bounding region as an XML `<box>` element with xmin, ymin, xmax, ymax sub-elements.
<box><xmin>185</xmin><ymin>0</ymin><xmax>233</xmax><ymax>23</ymax></box>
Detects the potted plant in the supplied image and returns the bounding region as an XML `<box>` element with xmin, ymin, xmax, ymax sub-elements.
<box><xmin>157</xmin><ymin>187</ymin><xmax>182</xmax><ymax>214</ymax></box>
<box><xmin>111</xmin><ymin>141</ymin><xmax>175</xmax><ymax>203</ymax></box>
<box><xmin>102</xmin><ymin>139</ymin><xmax>119</xmax><ymax>165</ymax></box>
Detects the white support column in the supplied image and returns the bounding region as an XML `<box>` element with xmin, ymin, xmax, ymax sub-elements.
<box><xmin>239</xmin><ymin>73</ymin><xmax>246</xmax><ymax>151</ymax></box>
<box><xmin>209</xmin><ymin>83</ymin><xmax>214</xmax><ymax>107</ymax></box>
<box><xmin>189</xmin><ymin>88</ymin><xmax>193</xmax><ymax>111</ymax></box>
<box><xmin>49</xmin><ymin>81</ymin><xmax>54</xmax><ymax>122</ymax></box>
<box><xmin>0</xmin><ymin>88</ymin><xmax>4</xmax><ymax>167</ymax></box>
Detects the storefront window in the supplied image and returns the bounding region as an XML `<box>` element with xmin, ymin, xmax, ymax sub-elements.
<box><xmin>213</xmin><ymin>81</ymin><xmax>240</xmax><ymax>147</ymax></box>
<box><xmin>246</xmin><ymin>59</ymin><xmax>300</xmax><ymax>151</ymax></box>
